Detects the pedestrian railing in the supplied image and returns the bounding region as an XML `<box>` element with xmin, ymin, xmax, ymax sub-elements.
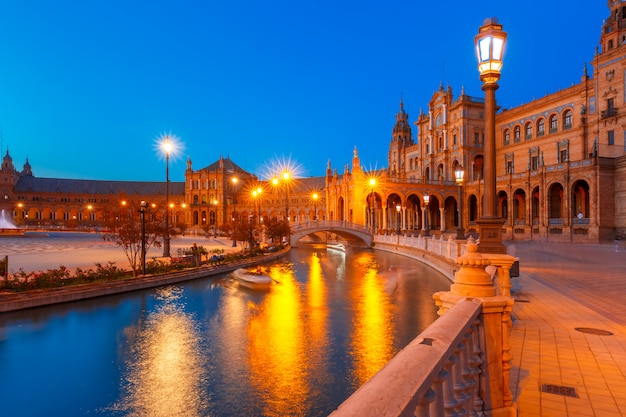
<box><xmin>375</xmin><ymin>233</ymin><xmax>468</xmax><ymax>263</ymax></box>
<box><xmin>329</xmin><ymin>298</ymin><xmax>484</xmax><ymax>417</ymax></box>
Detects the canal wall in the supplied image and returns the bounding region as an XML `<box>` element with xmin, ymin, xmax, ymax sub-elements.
<box><xmin>373</xmin><ymin>234</ymin><xmax>465</xmax><ymax>282</ymax></box>
<box><xmin>0</xmin><ymin>248</ymin><xmax>290</xmax><ymax>313</ymax></box>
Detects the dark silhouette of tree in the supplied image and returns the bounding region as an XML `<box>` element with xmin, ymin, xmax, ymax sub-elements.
<box><xmin>264</xmin><ymin>217</ymin><xmax>290</xmax><ymax>245</ymax></box>
<box><xmin>103</xmin><ymin>216</ymin><xmax>162</xmax><ymax>277</ymax></box>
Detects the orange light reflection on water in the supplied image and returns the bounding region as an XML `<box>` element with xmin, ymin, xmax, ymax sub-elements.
<box><xmin>350</xmin><ymin>252</ymin><xmax>395</xmax><ymax>386</ymax></box>
<box><xmin>247</xmin><ymin>264</ymin><xmax>309</xmax><ymax>417</ymax></box>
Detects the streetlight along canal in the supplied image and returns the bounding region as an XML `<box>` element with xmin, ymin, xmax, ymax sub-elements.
<box><xmin>0</xmin><ymin>245</ymin><xmax>450</xmax><ymax>417</ymax></box>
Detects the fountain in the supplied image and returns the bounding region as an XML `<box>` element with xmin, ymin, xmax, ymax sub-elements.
<box><xmin>0</xmin><ymin>209</ymin><xmax>25</xmax><ymax>236</ymax></box>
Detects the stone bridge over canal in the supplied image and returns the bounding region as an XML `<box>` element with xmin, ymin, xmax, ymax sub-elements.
<box><xmin>289</xmin><ymin>220</ymin><xmax>373</xmax><ymax>247</ymax></box>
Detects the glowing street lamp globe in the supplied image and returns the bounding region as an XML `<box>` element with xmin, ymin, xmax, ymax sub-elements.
<box><xmin>475</xmin><ymin>18</ymin><xmax>507</xmax><ymax>84</ymax></box>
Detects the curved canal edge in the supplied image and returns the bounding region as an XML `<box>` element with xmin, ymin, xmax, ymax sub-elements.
<box><xmin>0</xmin><ymin>247</ymin><xmax>290</xmax><ymax>313</ymax></box>
<box><xmin>373</xmin><ymin>241</ymin><xmax>457</xmax><ymax>283</ymax></box>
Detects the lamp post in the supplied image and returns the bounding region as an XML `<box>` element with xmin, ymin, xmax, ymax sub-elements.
<box><xmin>395</xmin><ymin>204</ymin><xmax>401</xmax><ymax>235</ymax></box>
<box><xmin>139</xmin><ymin>201</ymin><xmax>148</xmax><ymax>275</ymax></box>
<box><xmin>475</xmin><ymin>17</ymin><xmax>507</xmax><ymax>254</ymax></box>
<box><xmin>423</xmin><ymin>195</ymin><xmax>430</xmax><ymax>237</ymax></box>
<box><xmin>161</xmin><ymin>137</ymin><xmax>173</xmax><ymax>257</ymax></box>
<box><xmin>252</xmin><ymin>187</ymin><xmax>263</xmax><ymax>224</ymax></box>
<box><xmin>312</xmin><ymin>192</ymin><xmax>319</xmax><ymax>221</ymax></box>
<box><xmin>455</xmin><ymin>168</ymin><xmax>465</xmax><ymax>239</ymax></box>
<box><xmin>231</xmin><ymin>177</ymin><xmax>238</xmax><ymax>247</ymax></box>
<box><xmin>369</xmin><ymin>178</ymin><xmax>376</xmax><ymax>233</ymax></box>
<box><xmin>283</xmin><ymin>171</ymin><xmax>290</xmax><ymax>222</ymax></box>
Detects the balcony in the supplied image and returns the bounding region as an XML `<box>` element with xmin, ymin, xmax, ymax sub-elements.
<box><xmin>601</xmin><ymin>107</ymin><xmax>618</xmax><ymax>119</ymax></box>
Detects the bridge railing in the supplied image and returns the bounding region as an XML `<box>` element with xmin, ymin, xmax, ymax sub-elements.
<box><xmin>329</xmin><ymin>298</ymin><xmax>484</xmax><ymax>417</ymax></box>
<box><xmin>374</xmin><ymin>233</ymin><xmax>469</xmax><ymax>263</ymax></box>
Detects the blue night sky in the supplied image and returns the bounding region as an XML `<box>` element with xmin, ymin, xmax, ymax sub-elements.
<box><xmin>0</xmin><ymin>1</ymin><xmax>606</xmax><ymax>182</ymax></box>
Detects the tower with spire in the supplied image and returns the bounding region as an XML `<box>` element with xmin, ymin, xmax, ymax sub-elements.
<box><xmin>387</xmin><ymin>99</ymin><xmax>413</xmax><ymax>177</ymax></box>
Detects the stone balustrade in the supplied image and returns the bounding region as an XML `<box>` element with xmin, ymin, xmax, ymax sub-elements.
<box><xmin>332</xmin><ymin>234</ymin><xmax>518</xmax><ymax>416</ymax></box>
<box><xmin>329</xmin><ymin>299</ymin><xmax>483</xmax><ymax>417</ymax></box>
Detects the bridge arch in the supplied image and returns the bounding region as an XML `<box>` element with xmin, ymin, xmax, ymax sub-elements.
<box><xmin>289</xmin><ymin>221</ymin><xmax>372</xmax><ymax>247</ymax></box>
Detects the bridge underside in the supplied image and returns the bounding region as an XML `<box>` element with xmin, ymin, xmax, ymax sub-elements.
<box><xmin>290</xmin><ymin>228</ymin><xmax>372</xmax><ymax>248</ymax></box>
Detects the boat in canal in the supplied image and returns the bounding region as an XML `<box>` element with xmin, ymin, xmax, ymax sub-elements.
<box><xmin>233</xmin><ymin>267</ymin><xmax>273</xmax><ymax>290</ymax></box>
<box><xmin>326</xmin><ymin>243</ymin><xmax>346</xmax><ymax>252</ymax></box>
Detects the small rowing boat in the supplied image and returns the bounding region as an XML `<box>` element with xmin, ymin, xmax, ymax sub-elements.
<box><xmin>326</xmin><ymin>243</ymin><xmax>346</xmax><ymax>252</ymax></box>
<box><xmin>233</xmin><ymin>268</ymin><xmax>272</xmax><ymax>290</ymax></box>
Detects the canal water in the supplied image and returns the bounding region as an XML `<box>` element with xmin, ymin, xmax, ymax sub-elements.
<box><xmin>0</xmin><ymin>245</ymin><xmax>450</xmax><ymax>417</ymax></box>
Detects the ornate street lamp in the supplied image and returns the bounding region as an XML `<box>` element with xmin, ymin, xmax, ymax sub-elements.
<box><xmin>312</xmin><ymin>192</ymin><xmax>319</xmax><ymax>221</ymax></box>
<box><xmin>161</xmin><ymin>137</ymin><xmax>173</xmax><ymax>257</ymax></box>
<box><xmin>231</xmin><ymin>177</ymin><xmax>238</xmax><ymax>247</ymax></box>
<box><xmin>369</xmin><ymin>178</ymin><xmax>377</xmax><ymax>233</ymax></box>
<box><xmin>475</xmin><ymin>17</ymin><xmax>507</xmax><ymax>254</ymax></box>
<box><xmin>257</xmin><ymin>187</ymin><xmax>263</xmax><ymax>223</ymax></box>
<box><xmin>283</xmin><ymin>171</ymin><xmax>290</xmax><ymax>221</ymax></box>
<box><xmin>395</xmin><ymin>204</ymin><xmax>402</xmax><ymax>235</ymax></box>
<box><xmin>139</xmin><ymin>201</ymin><xmax>149</xmax><ymax>275</ymax></box>
<box><xmin>455</xmin><ymin>167</ymin><xmax>465</xmax><ymax>239</ymax></box>
<box><xmin>423</xmin><ymin>195</ymin><xmax>430</xmax><ymax>237</ymax></box>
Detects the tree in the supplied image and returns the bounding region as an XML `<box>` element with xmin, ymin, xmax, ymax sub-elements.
<box><xmin>264</xmin><ymin>217</ymin><xmax>290</xmax><ymax>245</ymax></box>
<box><xmin>103</xmin><ymin>217</ymin><xmax>162</xmax><ymax>277</ymax></box>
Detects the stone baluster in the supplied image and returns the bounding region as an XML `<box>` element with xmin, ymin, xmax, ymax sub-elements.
<box><xmin>431</xmin><ymin>368</ymin><xmax>447</xmax><ymax>417</ymax></box>
<box><xmin>414</xmin><ymin>388</ymin><xmax>436</xmax><ymax>417</ymax></box>
<box><xmin>442</xmin><ymin>360</ymin><xmax>459</xmax><ymax>416</ymax></box>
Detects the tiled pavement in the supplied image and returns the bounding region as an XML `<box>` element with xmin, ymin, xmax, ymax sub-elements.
<box><xmin>507</xmin><ymin>240</ymin><xmax>626</xmax><ymax>416</ymax></box>
<box><xmin>0</xmin><ymin>231</ymin><xmax>235</xmax><ymax>273</ymax></box>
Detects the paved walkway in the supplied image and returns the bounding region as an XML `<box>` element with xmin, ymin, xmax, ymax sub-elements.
<box><xmin>0</xmin><ymin>231</ymin><xmax>239</xmax><ymax>274</ymax></box>
<box><xmin>506</xmin><ymin>240</ymin><xmax>626</xmax><ymax>416</ymax></box>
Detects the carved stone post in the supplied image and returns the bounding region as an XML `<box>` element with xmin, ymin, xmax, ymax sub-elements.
<box><xmin>434</xmin><ymin>238</ymin><xmax>517</xmax><ymax>417</ymax></box>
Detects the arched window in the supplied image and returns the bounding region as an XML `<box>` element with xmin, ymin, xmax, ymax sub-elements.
<box><xmin>525</xmin><ymin>122</ymin><xmax>533</xmax><ymax>139</ymax></box>
<box><xmin>563</xmin><ymin>110</ymin><xmax>573</xmax><ymax>130</ymax></box>
<box><xmin>549</xmin><ymin>115</ymin><xmax>558</xmax><ymax>133</ymax></box>
<box><xmin>514</xmin><ymin>126</ymin><xmax>521</xmax><ymax>143</ymax></box>
<box><xmin>504</xmin><ymin>129</ymin><xmax>511</xmax><ymax>145</ymax></box>
<box><xmin>537</xmin><ymin>119</ymin><xmax>545</xmax><ymax>137</ymax></box>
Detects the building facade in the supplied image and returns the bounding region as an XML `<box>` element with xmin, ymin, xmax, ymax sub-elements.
<box><xmin>326</xmin><ymin>1</ymin><xmax>626</xmax><ymax>243</ymax></box>
<box><xmin>0</xmin><ymin>151</ymin><xmax>326</xmax><ymax>234</ymax></box>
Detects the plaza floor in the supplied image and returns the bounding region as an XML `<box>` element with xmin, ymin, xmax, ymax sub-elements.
<box><xmin>0</xmin><ymin>231</ymin><xmax>238</xmax><ymax>274</ymax></box>
<box><xmin>507</xmin><ymin>240</ymin><xmax>626</xmax><ymax>416</ymax></box>
<box><xmin>1</xmin><ymin>233</ymin><xmax>625</xmax><ymax>416</ymax></box>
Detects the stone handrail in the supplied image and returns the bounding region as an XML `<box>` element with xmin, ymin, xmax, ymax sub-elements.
<box><xmin>341</xmin><ymin>234</ymin><xmax>517</xmax><ymax>416</ymax></box>
<box><xmin>329</xmin><ymin>298</ymin><xmax>483</xmax><ymax>416</ymax></box>
<box><xmin>374</xmin><ymin>234</ymin><xmax>468</xmax><ymax>263</ymax></box>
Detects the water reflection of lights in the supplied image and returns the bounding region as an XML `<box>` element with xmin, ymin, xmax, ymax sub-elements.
<box><xmin>247</xmin><ymin>264</ymin><xmax>309</xmax><ymax>416</ymax></box>
<box><xmin>351</xmin><ymin>252</ymin><xmax>394</xmax><ymax>386</ymax></box>
<box><xmin>114</xmin><ymin>286</ymin><xmax>208</xmax><ymax>417</ymax></box>
<box><xmin>305</xmin><ymin>252</ymin><xmax>330</xmax><ymax>399</ymax></box>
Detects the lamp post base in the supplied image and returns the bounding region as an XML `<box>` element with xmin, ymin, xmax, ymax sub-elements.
<box><xmin>476</xmin><ymin>217</ymin><xmax>507</xmax><ymax>254</ymax></box>
<box><xmin>163</xmin><ymin>236</ymin><xmax>171</xmax><ymax>258</ymax></box>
